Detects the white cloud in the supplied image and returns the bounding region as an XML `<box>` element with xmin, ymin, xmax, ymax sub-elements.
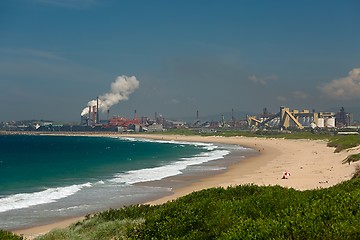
<box><xmin>248</xmin><ymin>75</ymin><xmax>277</xmax><ymax>85</ymax></box>
<box><xmin>277</xmin><ymin>96</ymin><xmax>287</xmax><ymax>102</ymax></box>
<box><xmin>319</xmin><ymin>68</ymin><xmax>360</xmax><ymax>100</ymax></box>
<box><xmin>292</xmin><ymin>91</ymin><xmax>308</xmax><ymax>100</ymax></box>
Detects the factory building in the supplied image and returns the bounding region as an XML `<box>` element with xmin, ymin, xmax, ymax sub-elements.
<box><xmin>336</xmin><ymin>107</ymin><xmax>353</xmax><ymax>127</ymax></box>
<box><xmin>108</xmin><ymin>117</ymin><xmax>139</xmax><ymax>127</ymax></box>
<box><xmin>247</xmin><ymin>106</ymin><xmax>337</xmax><ymax>130</ymax></box>
<box><xmin>80</xmin><ymin>105</ymin><xmax>99</xmax><ymax>126</ymax></box>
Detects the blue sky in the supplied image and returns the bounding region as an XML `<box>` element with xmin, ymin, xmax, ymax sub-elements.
<box><xmin>1</xmin><ymin>0</ymin><xmax>359</xmax><ymax>121</ymax></box>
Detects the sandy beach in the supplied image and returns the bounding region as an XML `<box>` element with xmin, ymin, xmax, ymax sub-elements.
<box><xmin>14</xmin><ymin>134</ymin><xmax>359</xmax><ymax>239</ymax></box>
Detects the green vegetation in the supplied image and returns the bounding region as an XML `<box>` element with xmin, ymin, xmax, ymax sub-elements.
<box><xmin>204</xmin><ymin>130</ymin><xmax>332</xmax><ymax>140</ymax></box>
<box><xmin>352</xmin><ymin>165</ymin><xmax>360</xmax><ymax>179</ymax></box>
<box><xmin>29</xmin><ymin>179</ymin><xmax>360</xmax><ymax>240</ymax></box>
<box><xmin>343</xmin><ymin>153</ymin><xmax>360</xmax><ymax>165</ymax></box>
<box><xmin>327</xmin><ymin>135</ymin><xmax>360</xmax><ymax>152</ymax></box>
<box><xmin>35</xmin><ymin>218</ymin><xmax>144</xmax><ymax>240</ymax></box>
<box><xmin>352</xmin><ymin>164</ymin><xmax>360</xmax><ymax>179</ymax></box>
<box><xmin>0</xmin><ymin>230</ymin><xmax>24</xmax><ymax>240</ymax></box>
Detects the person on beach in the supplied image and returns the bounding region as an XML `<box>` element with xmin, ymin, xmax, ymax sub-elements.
<box><xmin>282</xmin><ymin>171</ymin><xmax>290</xmax><ymax>179</ymax></box>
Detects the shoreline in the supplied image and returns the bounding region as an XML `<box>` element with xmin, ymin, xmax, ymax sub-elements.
<box><xmin>13</xmin><ymin>133</ymin><xmax>359</xmax><ymax>238</ymax></box>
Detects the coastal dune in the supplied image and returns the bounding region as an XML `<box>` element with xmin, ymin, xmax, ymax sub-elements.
<box><xmin>14</xmin><ymin>134</ymin><xmax>358</xmax><ymax>238</ymax></box>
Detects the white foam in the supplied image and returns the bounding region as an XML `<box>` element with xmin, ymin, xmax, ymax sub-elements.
<box><xmin>110</xmin><ymin>149</ymin><xmax>230</xmax><ymax>184</ymax></box>
<box><xmin>117</xmin><ymin>137</ymin><xmax>216</xmax><ymax>149</ymax></box>
<box><xmin>117</xmin><ymin>137</ymin><xmax>251</xmax><ymax>152</ymax></box>
<box><xmin>50</xmin><ymin>205</ymin><xmax>91</xmax><ymax>212</ymax></box>
<box><xmin>0</xmin><ymin>183</ymin><xmax>92</xmax><ymax>213</ymax></box>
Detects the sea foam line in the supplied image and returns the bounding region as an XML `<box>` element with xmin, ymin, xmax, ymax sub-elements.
<box><xmin>117</xmin><ymin>136</ymin><xmax>249</xmax><ymax>151</ymax></box>
<box><xmin>110</xmin><ymin>149</ymin><xmax>231</xmax><ymax>184</ymax></box>
<box><xmin>116</xmin><ymin>137</ymin><xmax>218</xmax><ymax>150</ymax></box>
<box><xmin>0</xmin><ymin>183</ymin><xmax>92</xmax><ymax>213</ymax></box>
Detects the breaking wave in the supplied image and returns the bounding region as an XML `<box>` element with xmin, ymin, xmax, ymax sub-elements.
<box><xmin>110</xmin><ymin>149</ymin><xmax>231</xmax><ymax>184</ymax></box>
<box><xmin>0</xmin><ymin>183</ymin><xmax>92</xmax><ymax>213</ymax></box>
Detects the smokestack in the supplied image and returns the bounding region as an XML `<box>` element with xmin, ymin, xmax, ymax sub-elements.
<box><xmin>134</xmin><ymin>109</ymin><xmax>137</xmax><ymax>119</ymax></box>
<box><xmin>196</xmin><ymin>110</ymin><xmax>199</xmax><ymax>120</ymax></box>
<box><xmin>88</xmin><ymin>106</ymin><xmax>91</xmax><ymax>126</ymax></box>
<box><xmin>92</xmin><ymin>106</ymin><xmax>97</xmax><ymax>125</ymax></box>
<box><xmin>107</xmin><ymin>109</ymin><xmax>110</xmax><ymax>121</ymax></box>
<box><xmin>96</xmin><ymin>97</ymin><xmax>99</xmax><ymax>124</ymax></box>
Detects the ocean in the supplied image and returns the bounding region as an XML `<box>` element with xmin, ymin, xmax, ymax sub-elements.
<box><xmin>0</xmin><ymin>134</ymin><xmax>251</xmax><ymax>230</ymax></box>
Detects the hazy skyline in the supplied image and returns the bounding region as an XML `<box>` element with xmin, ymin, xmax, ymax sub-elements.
<box><xmin>1</xmin><ymin>0</ymin><xmax>359</xmax><ymax>122</ymax></box>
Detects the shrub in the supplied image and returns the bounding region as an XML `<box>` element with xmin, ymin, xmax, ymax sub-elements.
<box><xmin>343</xmin><ymin>153</ymin><xmax>360</xmax><ymax>165</ymax></box>
<box><xmin>352</xmin><ymin>164</ymin><xmax>360</xmax><ymax>179</ymax></box>
<box><xmin>0</xmin><ymin>230</ymin><xmax>24</xmax><ymax>240</ymax></box>
<box><xmin>36</xmin><ymin>218</ymin><xmax>144</xmax><ymax>240</ymax></box>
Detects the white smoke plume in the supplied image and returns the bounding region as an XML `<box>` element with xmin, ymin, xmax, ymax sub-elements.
<box><xmin>81</xmin><ymin>75</ymin><xmax>139</xmax><ymax>116</ymax></box>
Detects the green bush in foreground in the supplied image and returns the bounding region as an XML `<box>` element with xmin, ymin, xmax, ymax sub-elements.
<box><xmin>35</xmin><ymin>218</ymin><xmax>144</xmax><ymax>240</ymax></box>
<box><xmin>33</xmin><ymin>179</ymin><xmax>360</xmax><ymax>240</ymax></box>
<box><xmin>0</xmin><ymin>229</ymin><xmax>24</xmax><ymax>240</ymax></box>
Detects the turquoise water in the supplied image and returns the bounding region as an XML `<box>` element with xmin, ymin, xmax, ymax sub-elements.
<box><xmin>0</xmin><ymin>134</ymin><xmax>248</xmax><ymax>230</ymax></box>
<box><xmin>0</xmin><ymin>135</ymin><xmax>203</xmax><ymax>195</ymax></box>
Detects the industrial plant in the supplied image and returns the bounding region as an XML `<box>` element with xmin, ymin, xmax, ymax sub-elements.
<box><xmin>0</xmin><ymin>104</ymin><xmax>358</xmax><ymax>134</ymax></box>
<box><xmin>249</xmin><ymin>107</ymin><xmax>329</xmax><ymax>129</ymax></box>
<box><xmin>1</xmin><ymin>74</ymin><xmax>357</xmax><ymax>134</ymax></box>
<box><xmin>246</xmin><ymin>106</ymin><xmax>354</xmax><ymax>130</ymax></box>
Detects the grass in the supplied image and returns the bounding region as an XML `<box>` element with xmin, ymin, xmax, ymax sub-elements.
<box><xmin>327</xmin><ymin>135</ymin><xmax>360</xmax><ymax>152</ymax></box>
<box><xmin>343</xmin><ymin>153</ymin><xmax>360</xmax><ymax>164</ymax></box>
<box><xmin>26</xmin><ymin>179</ymin><xmax>360</xmax><ymax>240</ymax></box>
<box><xmin>35</xmin><ymin>218</ymin><xmax>144</xmax><ymax>240</ymax></box>
<box><xmin>0</xmin><ymin>230</ymin><xmax>24</xmax><ymax>240</ymax></box>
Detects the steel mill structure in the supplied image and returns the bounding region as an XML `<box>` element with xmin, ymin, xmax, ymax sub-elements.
<box><xmin>247</xmin><ymin>106</ymin><xmax>341</xmax><ymax>130</ymax></box>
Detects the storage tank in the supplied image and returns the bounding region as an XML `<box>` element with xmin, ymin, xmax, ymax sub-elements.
<box><xmin>317</xmin><ymin>118</ymin><xmax>325</xmax><ymax>128</ymax></box>
<box><xmin>326</xmin><ymin>118</ymin><xmax>336</xmax><ymax>128</ymax></box>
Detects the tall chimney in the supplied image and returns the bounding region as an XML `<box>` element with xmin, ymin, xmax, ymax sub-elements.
<box><xmin>96</xmin><ymin>97</ymin><xmax>99</xmax><ymax>124</ymax></box>
<box><xmin>88</xmin><ymin>106</ymin><xmax>91</xmax><ymax>126</ymax></box>
<box><xmin>92</xmin><ymin>106</ymin><xmax>97</xmax><ymax>125</ymax></box>
<box><xmin>196</xmin><ymin>110</ymin><xmax>199</xmax><ymax>120</ymax></box>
